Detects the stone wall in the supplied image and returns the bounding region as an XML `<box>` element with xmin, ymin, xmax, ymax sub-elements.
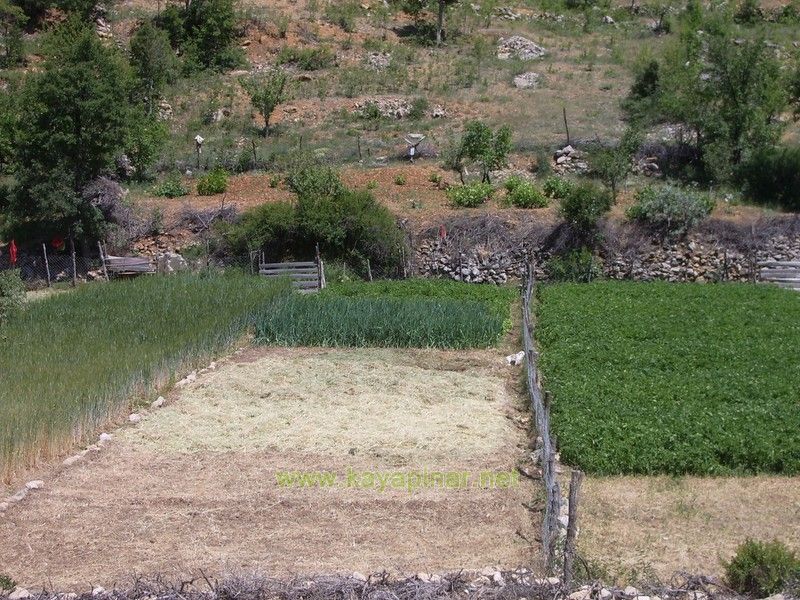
<box><xmin>414</xmin><ymin>233</ymin><xmax>800</xmax><ymax>284</ymax></box>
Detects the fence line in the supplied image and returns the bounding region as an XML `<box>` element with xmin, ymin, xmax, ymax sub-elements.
<box><xmin>521</xmin><ymin>262</ymin><xmax>562</xmax><ymax>574</ymax></box>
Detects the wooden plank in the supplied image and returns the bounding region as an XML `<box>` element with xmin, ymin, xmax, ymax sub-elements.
<box><xmin>259</xmin><ymin>261</ymin><xmax>317</xmax><ymax>269</ymax></box>
<box><xmin>761</xmin><ymin>277</ymin><xmax>800</xmax><ymax>284</ymax></box>
<box><xmin>261</xmin><ymin>272</ymin><xmax>319</xmax><ymax>280</ymax></box>
<box><xmin>758</xmin><ymin>261</ymin><xmax>800</xmax><ymax>268</ymax></box>
<box><xmin>761</xmin><ymin>269</ymin><xmax>800</xmax><ymax>278</ymax></box>
<box><xmin>291</xmin><ymin>280</ymin><xmax>320</xmax><ymax>289</ymax></box>
<box><xmin>259</xmin><ymin>268</ymin><xmax>319</xmax><ymax>275</ymax></box>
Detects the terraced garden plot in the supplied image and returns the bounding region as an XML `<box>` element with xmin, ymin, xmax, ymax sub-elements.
<box><xmin>0</xmin><ymin>347</ymin><xmax>536</xmax><ymax>589</ymax></box>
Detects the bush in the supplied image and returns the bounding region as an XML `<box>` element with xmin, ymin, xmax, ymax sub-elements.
<box><xmin>504</xmin><ymin>176</ymin><xmax>548</xmax><ymax>208</ymax></box>
<box><xmin>286</xmin><ymin>164</ymin><xmax>346</xmax><ymax>199</ymax></box>
<box><xmin>0</xmin><ymin>269</ymin><xmax>24</xmax><ymax>326</ymax></box>
<box><xmin>559</xmin><ymin>182</ymin><xmax>613</xmax><ymax>234</ymax></box>
<box><xmin>277</xmin><ymin>46</ymin><xmax>335</xmax><ymax>70</ymax></box>
<box><xmin>739</xmin><ymin>146</ymin><xmax>800</xmax><ymax>211</ymax></box>
<box><xmin>626</xmin><ymin>185</ymin><xmax>714</xmax><ymax>235</ymax></box>
<box><xmin>542</xmin><ymin>176</ymin><xmax>574</xmax><ymax>199</ymax></box>
<box><xmin>0</xmin><ymin>574</ymin><xmax>16</xmax><ymax>592</ymax></box>
<box><xmin>196</xmin><ymin>167</ymin><xmax>229</xmax><ymax>196</ymax></box>
<box><xmin>546</xmin><ymin>249</ymin><xmax>602</xmax><ymax>282</ymax></box>
<box><xmin>394</xmin><ymin>174</ymin><xmax>407</xmax><ymax>185</ymax></box>
<box><xmin>153</xmin><ymin>173</ymin><xmax>189</xmax><ymax>198</ymax></box>
<box><xmin>724</xmin><ymin>540</ymin><xmax>800</xmax><ymax>597</ymax></box>
<box><xmin>448</xmin><ymin>182</ymin><xmax>494</xmax><ymax>208</ymax></box>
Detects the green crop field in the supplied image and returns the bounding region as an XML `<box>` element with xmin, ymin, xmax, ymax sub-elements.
<box><xmin>536</xmin><ymin>282</ymin><xmax>800</xmax><ymax>476</ymax></box>
<box><xmin>0</xmin><ymin>274</ymin><xmax>287</xmax><ymax>481</ymax></box>
<box><xmin>256</xmin><ymin>279</ymin><xmax>516</xmax><ymax>349</ymax></box>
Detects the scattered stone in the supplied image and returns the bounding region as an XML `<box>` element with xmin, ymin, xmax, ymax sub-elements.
<box><xmin>569</xmin><ymin>589</ymin><xmax>591</xmax><ymax>600</ymax></box>
<box><xmin>367</xmin><ymin>51</ymin><xmax>391</xmax><ymax>70</ymax></box>
<box><xmin>99</xmin><ymin>433</ymin><xmax>113</xmax><ymax>443</ymax></box>
<box><xmin>602</xmin><ymin>14</ymin><xmax>615</xmax><ymax>23</ymax></box>
<box><xmin>513</xmin><ymin>72</ymin><xmax>541</xmax><ymax>89</ymax></box>
<box><xmin>152</xmin><ymin>396</ymin><xmax>166</xmax><ymax>408</ymax></box>
<box><xmin>9</xmin><ymin>588</ymin><xmax>32</xmax><ymax>600</ymax></box>
<box><xmin>63</xmin><ymin>455</ymin><xmax>82</xmax><ymax>467</ymax></box>
<box><xmin>0</xmin><ymin>502</ymin><xmax>8</xmax><ymax>512</ymax></box>
<box><xmin>431</xmin><ymin>104</ymin><xmax>447</xmax><ymax>118</ymax></box>
<box><xmin>208</xmin><ymin>107</ymin><xmax>231</xmax><ymax>123</ymax></box>
<box><xmin>354</xmin><ymin>96</ymin><xmax>414</xmax><ymax>119</ymax></box>
<box><xmin>351</xmin><ymin>572</ymin><xmax>368</xmax><ymax>582</ymax></box>
<box><xmin>92</xmin><ymin>587</ymin><xmax>106</xmax><ymax>597</ymax></box>
<box><xmin>496</xmin><ymin>6</ymin><xmax>522</xmax><ymax>20</ymax></box>
<box><xmin>25</xmin><ymin>480</ymin><xmax>44</xmax><ymax>490</ymax></box>
<box><xmin>156</xmin><ymin>251</ymin><xmax>189</xmax><ymax>274</ymax></box>
<box><xmin>497</xmin><ymin>36</ymin><xmax>547</xmax><ymax>60</ymax></box>
<box><xmin>9</xmin><ymin>489</ymin><xmax>28</xmax><ymax>502</ymax></box>
<box><xmin>129</xmin><ymin>413</ymin><xmax>142</xmax><ymax>423</ymax></box>
<box><xmin>506</xmin><ymin>351</ymin><xmax>525</xmax><ymax>366</ymax></box>
<box><xmin>492</xmin><ymin>572</ymin><xmax>505</xmax><ymax>586</ymax></box>
<box><xmin>600</xmin><ymin>589</ymin><xmax>613</xmax><ymax>600</ymax></box>
<box><xmin>624</xmin><ymin>587</ymin><xmax>639</xmax><ymax>597</ymax></box>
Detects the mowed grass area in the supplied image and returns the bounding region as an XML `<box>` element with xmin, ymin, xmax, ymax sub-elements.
<box><xmin>0</xmin><ymin>274</ymin><xmax>287</xmax><ymax>482</ymax></box>
<box><xmin>537</xmin><ymin>282</ymin><xmax>800</xmax><ymax>475</ymax></box>
<box><xmin>256</xmin><ymin>279</ymin><xmax>517</xmax><ymax>349</ymax></box>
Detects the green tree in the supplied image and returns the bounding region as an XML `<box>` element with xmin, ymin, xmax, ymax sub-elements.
<box><xmin>591</xmin><ymin>126</ymin><xmax>643</xmax><ymax>200</ymax></box>
<box><xmin>0</xmin><ymin>0</ymin><xmax>26</xmax><ymax>67</ymax></box>
<box><xmin>626</xmin><ymin>8</ymin><xmax>789</xmax><ymax>182</ymax></box>
<box><xmin>8</xmin><ymin>18</ymin><xmax>136</xmax><ymax>239</ymax></box>
<box><xmin>241</xmin><ymin>68</ymin><xmax>288</xmax><ymax>136</ymax></box>
<box><xmin>395</xmin><ymin>0</ymin><xmax>458</xmax><ymax>46</ymax></box>
<box><xmin>182</xmin><ymin>0</ymin><xmax>243</xmax><ymax>71</ymax></box>
<box><xmin>459</xmin><ymin>120</ymin><xmax>512</xmax><ymax>183</ymax></box>
<box><xmin>129</xmin><ymin>21</ymin><xmax>176</xmax><ymax>116</ymax></box>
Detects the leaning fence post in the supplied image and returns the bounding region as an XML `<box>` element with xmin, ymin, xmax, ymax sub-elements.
<box><xmin>42</xmin><ymin>243</ymin><xmax>52</xmax><ymax>287</ymax></box>
<box><xmin>563</xmin><ymin>470</ymin><xmax>584</xmax><ymax>587</ymax></box>
<box><xmin>97</xmin><ymin>242</ymin><xmax>109</xmax><ymax>281</ymax></box>
<box><xmin>366</xmin><ymin>258</ymin><xmax>373</xmax><ymax>282</ymax></box>
<box><xmin>69</xmin><ymin>236</ymin><xmax>77</xmax><ymax>287</ymax></box>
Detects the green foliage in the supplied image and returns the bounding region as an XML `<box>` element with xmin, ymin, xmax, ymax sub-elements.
<box><xmin>408</xmin><ymin>96</ymin><xmax>429</xmax><ymax>120</ymax></box>
<box><xmin>0</xmin><ymin>0</ymin><xmax>27</xmax><ymax>67</ymax></box>
<box><xmin>545</xmin><ymin>249</ymin><xmax>602</xmax><ymax>282</ymax></box>
<box><xmin>219</xmin><ymin>200</ymin><xmax>297</xmax><ymax>258</ymax></box>
<box><xmin>537</xmin><ymin>282</ymin><xmax>800</xmax><ymax>475</ymax></box>
<box><xmin>152</xmin><ymin>173</ymin><xmax>189</xmax><ymax>198</ymax></box>
<box><xmin>504</xmin><ymin>176</ymin><xmax>548</xmax><ymax>208</ymax></box>
<box><xmin>542</xmin><ymin>176</ymin><xmax>575</xmax><ymax>199</ymax></box>
<box><xmin>9</xmin><ymin>18</ymin><xmax>138</xmax><ymax>239</ymax></box>
<box><xmin>277</xmin><ymin>46</ymin><xmax>335</xmax><ymax>70</ymax></box>
<box><xmin>739</xmin><ymin>146</ymin><xmax>800</xmax><ymax>211</ymax></box>
<box><xmin>0</xmin><ymin>574</ymin><xmax>16</xmax><ymax>592</ymax></box>
<box><xmin>324</xmin><ymin>0</ymin><xmax>360</xmax><ymax>32</ymax></box>
<box><xmin>394</xmin><ymin>174</ymin><xmax>406</xmax><ymax>185</ymax></box>
<box><xmin>625</xmin><ymin>8</ymin><xmax>790</xmax><ymax>182</ymax></box>
<box><xmin>447</xmin><ymin>182</ymin><xmax>493</xmax><ymax>207</ymax></box>
<box><xmin>734</xmin><ymin>0</ymin><xmax>763</xmax><ymax>24</ymax></box>
<box><xmin>130</xmin><ymin>22</ymin><xmax>176</xmax><ymax>116</ymax></box>
<box><xmin>626</xmin><ymin>185</ymin><xmax>715</xmax><ymax>235</ymax></box>
<box><xmin>286</xmin><ymin>164</ymin><xmax>346</xmax><ymax>199</ymax></box>
<box><xmin>124</xmin><ymin>114</ymin><xmax>168</xmax><ymax>181</ymax></box>
<box><xmin>0</xmin><ymin>274</ymin><xmax>289</xmax><ymax>478</ymax></box>
<box><xmin>559</xmin><ymin>182</ymin><xmax>613</xmax><ymax>236</ymax></box>
<box><xmin>196</xmin><ymin>167</ymin><xmax>229</xmax><ymax>195</ymax></box>
<box><xmin>459</xmin><ymin>120</ymin><xmax>512</xmax><ymax>182</ymax></box>
<box><xmin>0</xmin><ymin>268</ymin><xmax>24</xmax><ymax>326</ymax></box>
<box><xmin>725</xmin><ymin>540</ymin><xmax>800</xmax><ymax>597</ymax></box>
<box><xmin>241</xmin><ymin>68</ymin><xmax>288</xmax><ymax>136</ymax></box>
<box><xmin>256</xmin><ymin>293</ymin><xmax>508</xmax><ymax>349</ymax></box>
<box><xmin>392</xmin><ymin>0</ymin><xmax>458</xmax><ymax>45</ymax></box>
<box><xmin>591</xmin><ymin>127</ymin><xmax>643</xmax><ymax>199</ymax></box>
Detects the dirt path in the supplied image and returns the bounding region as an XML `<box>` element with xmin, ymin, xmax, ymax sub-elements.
<box><xmin>0</xmin><ymin>347</ymin><xmax>538</xmax><ymax>589</ymax></box>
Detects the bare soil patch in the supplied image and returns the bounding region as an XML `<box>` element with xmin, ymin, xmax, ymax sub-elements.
<box><xmin>0</xmin><ymin>347</ymin><xmax>537</xmax><ymax>589</ymax></box>
<box><xmin>579</xmin><ymin>475</ymin><xmax>800</xmax><ymax>580</ymax></box>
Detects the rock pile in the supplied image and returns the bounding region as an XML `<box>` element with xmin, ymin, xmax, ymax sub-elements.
<box><xmin>553</xmin><ymin>145</ymin><xmax>589</xmax><ymax>174</ymax></box>
<box><xmin>497</xmin><ymin>36</ymin><xmax>547</xmax><ymax>60</ymax></box>
<box><xmin>157</xmin><ymin>100</ymin><xmax>173</xmax><ymax>121</ymax></box>
<box><xmin>354</xmin><ymin>97</ymin><xmax>413</xmax><ymax>119</ymax></box>
<box><xmin>367</xmin><ymin>52</ymin><xmax>391</xmax><ymax>70</ymax></box>
<box><xmin>513</xmin><ymin>72</ymin><xmax>541</xmax><ymax>89</ymax></box>
<box><xmin>94</xmin><ymin>5</ymin><xmax>113</xmax><ymax>39</ymax></box>
<box><xmin>495</xmin><ymin>6</ymin><xmax>522</xmax><ymax>20</ymax></box>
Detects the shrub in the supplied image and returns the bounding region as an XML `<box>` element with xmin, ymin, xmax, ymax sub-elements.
<box><xmin>504</xmin><ymin>176</ymin><xmax>548</xmax><ymax>208</ymax></box>
<box><xmin>546</xmin><ymin>249</ymin><xmax>602</xmax><ymax>282</ymax></box>
<box><xmin>394</xmin><ymin>174</ymin><xmax>406</xmax><ymax>185</ymax></box>
<box><xmin>724</xmin><ymin>540</ymin><xmax>800</xmax><ymax>597</ymax></box>
<box><xmin>409</xmin><ymin>96</ymin><xmax>429</xmax><ymax>120</ymax></box>
<box><xmin>286</xmin><ymin>164</ymin><xmax>346</xmax><ymax>199</ymax></box>
<box><xmin>542</xmin><ymin>176</ymin><xmax>574</xmax><ymax>199</ymax></box>
<box><xmin>626</xmin><ymin>185</ymin><xmax>715</xmax><ymax>235</ymax></box>
<box><xmin>0</xmin><ymin>269</ymin><xmax>24</xmax><ymax>326</ymax></box>
<box><xmin>196</xmin><ymin>167</ymin><xmax>229</xmax><ymax>196</ymax></box>
<box><xmin>277</xmin><ymin>46</ymin><xmax>335</xmax><ymax>70</ymax></box>
<box><xmin>559</xmin><ymin>183</ymin><xmax>613</xmax><ymax>234</ymax></box>
<box><xmin>0</xmin><ymin>574</ymin><xmax>16</xmax><ymax>592</ymax></box>
<box><xmin>153</xmin><ymin>173</ymin><xmax>189</xmax><ymax>198</ymax></box>
<box><xmin>448</xmin><ymin>182</ymin><xmax>494</xmax><ymax>208</ymax></box>
<box><xmin>739</xmin><ymin>146</ymin><xmax>800</xmax><ymax>211</ymax></box>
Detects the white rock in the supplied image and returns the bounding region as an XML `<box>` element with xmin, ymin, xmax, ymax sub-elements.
<box><xmin>624</xmin><ymin>587</ymin><xmax>638</xmax><ymax>597</ymax></box>
<box><xmin>209</xmin><ymin>361</ymin><xmax>217</xmax><ymax>370</ymax></box>
<box><xmin>99</xmin><ymin>433</ymin><xmax>113</xmax><ymax>443</ymax></box>
<box><xmin>546</xmin><ymin>577</ymin><xmax>561</xmax><ymax>585</ymax></box>
<box><xmin>569</xmin><ymin>590</ymin><xmax>591</xmax><ymax>600</ymax></box>
<box><xmin>92</xmin><ymin>587</ymin><xmax>106</xmax><ymax>596</ymax></box>
<box><xmin>129</xmin><ymin>413</ymin><xmax>142</xmax><ymax>423</ymax></box>
<box><xmin>63</xmin><ymin>455</ymin><xmax>82</xmax><ymax>467</ymax></box>
<box><xmin>505</xmin><ymin>350</ymin><xmax>525</xmax><ymax>365</ymax></box>
<box><xmin>513</xmin><ymin>72</ymin><xmax>541</xmax><ymax>89</ymax></box>
<box><xmin>600</xmin><ymin>589</ymin><xmax>613</xmax><ymax>600</ymax></box>
<box><xmin>602</xmin><ymin>14</ymin><xmax>615</xmax><ymax>23</ymax></box>
<box><xmin>9</xmin><ymin>588</ymin><xmax>32</xmax><ymax>600</ymax></box>
<box><xmin>152</xmin><ymin>396</ymin><xmax>166</xmax><ymax>408</ymax></box>
<box><xmin>9</xmin><ymin>489</ymin><xmax>28</xmax><ymax>502</ymax></box>
<box><xmin>351</xmin><ymin>572</ymin><xmax>368</xmax><ymax>582</ymax></box>
<box><xmin>492</xmin><ymin>572</ymin><xmax>505</xmax><ymax>586</ymax></box>
<box><xmin>25</xmin><ymin>480</ymin><xmax>44</xmax><ymax>490</ymax></box>
<box><xmin>0</xmin><ymin>502</ymin><xmax>9</xmax><ymax>512</ymax></box>
<box><xmin>417</xmin><ymin>573</ymin><xmax>430</xmax><ymax>582</ymax></box>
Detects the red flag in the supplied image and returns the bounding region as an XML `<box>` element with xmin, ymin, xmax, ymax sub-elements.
<box><xmin>9</xmin><ymin>240</ymin><xmax>17</xmax><ymax>266</ymax></box>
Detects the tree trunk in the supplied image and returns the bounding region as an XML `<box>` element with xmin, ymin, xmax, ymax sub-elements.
<box><xmin>436</xmin><ymin>0</ymin><xmax>445</xmax><ymax>46</ymax></box>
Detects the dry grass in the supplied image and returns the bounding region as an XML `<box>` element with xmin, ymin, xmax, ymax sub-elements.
<box><xmin>579</xmin><ymin>475</ymin><xmax>800</xmax><ymax>580</ymax></box>
<box><xmin>0</xmin><ymin>346</ymin><xmax>537</xmax><ymax>589</ymax></box>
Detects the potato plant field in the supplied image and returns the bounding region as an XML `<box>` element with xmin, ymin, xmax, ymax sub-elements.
<box><xmin>536</xmin><ymin>282</ymin><xmax>800</xmax><ymax>476</ymax></box>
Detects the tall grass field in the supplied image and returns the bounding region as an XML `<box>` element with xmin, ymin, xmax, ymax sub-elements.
<box><xmin>537</xmin><ymin>281</ymin><xmax>800</xmax><ymax>476</ymax></box>
<box><xmin>256</xmin><ymin>279</ymin><xmax>516</xmax><ymax>348</ymax></box>
<box><xmin>0</xmin><ymin>274</ymin><xmax>287</xmax><ymax>482</ymax></box>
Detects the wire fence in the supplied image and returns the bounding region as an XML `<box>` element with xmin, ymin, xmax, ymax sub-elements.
<box><xmin>0</xmin><ymin>249</ymin><xmax>102</xmax><ymax>290</ymax></box>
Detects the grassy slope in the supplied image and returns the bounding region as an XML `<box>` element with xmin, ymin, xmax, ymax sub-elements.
<box><xmin>0</xmin><ymin>274</ymin><xmax>287</xmax><ymax>481</ymax></box>
<box><xmin>537</xmin><ymin>281</ymin><xmax>800</xmax><ymax>475</ymax></box>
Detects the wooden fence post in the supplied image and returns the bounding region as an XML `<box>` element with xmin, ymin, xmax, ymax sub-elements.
<box><xmin>366</xmin><ymin>258</ymin><xmax>373</xmax><ymax>282</ymax></box>
<box><xmin>563</xmin><ymin>470</ymin><xmax>584</xmax><ymax>587</ymax></box>
<box><xmin>69</xmin><ymin>235</ymin><xmax>77</xmax><ymax>287</ymax></box>
<box><xmin>42</xmin><ymin>243</ymin><xmax>52</xmax><ymax>287</ymax></box>
<box><xmin>97</xmin><ymin>242</ymin><xmax>109</xmax><ymax>281</ymax></box>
